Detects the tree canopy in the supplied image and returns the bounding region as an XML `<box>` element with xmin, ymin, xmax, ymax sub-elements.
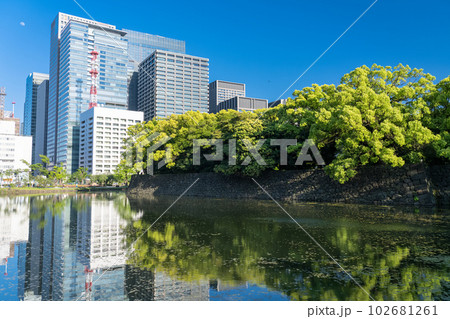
<box><xmin>116</xmin><ymin>64</ymin><xmax>449</xmax><ymax>183</ymax></box>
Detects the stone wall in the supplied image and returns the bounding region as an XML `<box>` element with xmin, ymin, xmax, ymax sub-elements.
<box><xmin>429</xmin><ymin>165</ymin><xmax>450</xmax><ymax>207</ymax></box>
<box><xmin>127</xmin><ymin>164</ymin><xmax>450</xmax><ymax>207</ymax></box>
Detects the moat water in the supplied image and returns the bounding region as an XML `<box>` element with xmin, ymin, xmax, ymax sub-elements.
<box><xmin>0</xmin><ymin>192</ymin><xmax>448</xmax><ymax>301</ymax></box>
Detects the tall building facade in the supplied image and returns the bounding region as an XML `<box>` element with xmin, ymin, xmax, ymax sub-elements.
<box><xmin>79</xmin><ymin>107</ymin><xmax>143</xmax><ymax>175</ymax></box>
<box><xmin>48</xmin><ymin>13</ymin><xmax>125</xmax><ymax>174</ymax></box>
<box><xmin>217</xmin><ymin>96</ymin><xmax>268</xmax><ymax>112</ymax></box>
<box><xmin>138</xmin><ymin>50</ymin><xmax>209</xmax><ymax>121</ymax></box>
<box><xmin>35</xmin><ymin>80</ymin><xmax>49</xmax><ymax>164</ymax></box>
<box><xmin>47</xmin><ymin>13</ymin><xmax>186</xmax><ymax>174</ymax></box>
<box><xmin>209</xmin><ymin>80</ymin><xmax>245</xmax><ymax>114</ymax></box>
<box><xmin>23</xmin><ymin>73</ymin><xmax>49</xmax><ymax>163</ymax></box>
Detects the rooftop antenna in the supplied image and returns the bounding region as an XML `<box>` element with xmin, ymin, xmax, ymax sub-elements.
<box><xmin>0</xmin><ymin>87</ymin><xmax>5</xmax><ymax>118</ymax></box>
<box><xmin>11</xmin><ymin>101</ymin><xmax>15</xmax><ymax>118</ymax></box>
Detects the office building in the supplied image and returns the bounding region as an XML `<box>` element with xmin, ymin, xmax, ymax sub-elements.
<box><xmin>268</xmin><ymin>99</ymin><xmax>287</xmax><ymax>108</ymax></box>
<box><xmin>217</xmin><ymin>96</ymin><xmax>268</xmax><ymax>113</ymax></box>
<box><xmin>124</xmin><ymin>29</ymin><xmax>185</xmax><ymax>111</ymax></box>
<box><xmin>0</xmin><ymin>114</ymin><xmax>20</xmax><ymax>136</ymax></box>
<box><xmin>209</xmin><ymin>80</ymin><xmax>245</xmax><ymax>113</ymax></box>
<box><xmin>47</xmin><ymin>13</ymin><xmax>185</xmax><ymax>174</ymax></box>
<box><xmin>0</xmin><ymin>120</ymin><xmax>32</xmax><ymax>183</ymax></box>
<box><xmin>23</xmin><ymin>73</ymin><xmax>49</xmax><ymax>164</ymax></box>
<box><xmin>79</xmin><ymin>107</ymin><xmax>143</xmax><ymax>175</ymax></box>
<box><xmin>138</xmin><ymin>50</ymin><xmax>209</xmax><ymax>121</ymax></box>
<box><xmin>35</xmin><ymin>80</ymin><xmax>49</xmax><ymax>164</ymax></box>
<box><xmin>0</xmin><ymin>87</ymin><xmax>20</xmax><ymax>136</ymax></box>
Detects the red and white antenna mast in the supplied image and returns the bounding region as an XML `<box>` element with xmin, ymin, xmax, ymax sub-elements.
<box><xmin>89</xmin><ymin>49</ymin><xmax>99</xmax><ymax>109</ymax></box>
<box><xmin>11</xmin><ymin>101</ymin><xmax>15</xmax><ymax>118</ymax></box>
<box><xmin>0</xmin><ymin>87</ymin><xmax>6</xmax><ymax>118</ymax></box>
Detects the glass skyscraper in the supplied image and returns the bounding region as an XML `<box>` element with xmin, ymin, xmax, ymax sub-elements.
<box><xmin>47</xmin><ymin>13</ymin><xmax>185</xmax><ymax>174</ymax></box>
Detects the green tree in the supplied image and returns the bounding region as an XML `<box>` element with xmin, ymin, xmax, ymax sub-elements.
<box><xmin>114</xmin><ymin>159</ymin><xmax>138</xmax><ymax>185</ymax></box>
<box><xmin>117</xmin><ymin>64</ymin><xmax>446</xmax><ymax>183</ymax></box>
<box><xmin>90</xmin><ymin>174</ymin><xmax>108</xmax><ymax>186</ymax></box>
<box><xmin>97</xmin><ymin>174</ymin><xmax>109</xmax><ymax>186</ymax></box>
<box><xmin>50</xmin><ymin>164</ymin><xmax>67</xmax><ymax>186</ymax></box>
<box><xmin>72</xmin><ymin>167</ymin><xmax>89</xmax><ymax>184</ymax></box>
<box><xmin>425</xmin><ymin>76</ymin><xmax>450</xmax><ymax>161</ymax></box>
<box><xmin>289</xmin><ymin>64</ymin><xmax>437</xmax><ymax>183</ymax></box>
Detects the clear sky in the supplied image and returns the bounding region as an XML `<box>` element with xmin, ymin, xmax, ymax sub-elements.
<box><xmin>1</xmin><ymin>0</ymin><xmax>449</xmax><ymax>121</ymax></box>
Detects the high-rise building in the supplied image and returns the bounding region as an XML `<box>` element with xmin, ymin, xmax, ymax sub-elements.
<box><xmin>268</xmin><ymin>99</ymin><xmax>287</xmax><ymax>108</ymax></box>
<box><xmin>209</xmin><ymin>80</ymin><xmax>245</xmax><ymax>114</ymax></box>
<box><xmin>79</xmin><ymin>107</ymin><xmax>143</xmax><ymax>175</ymax></box>
<box><xmin>0</xmin><ymin>120</ymin><xmax>32</xmax><ymax>182</ymax></box>
<box><xmin>35</xmin><ymin>80</ymin><xmax>49</xmax><ymax>164</ymax></box>
<box><xmin>217</xmin><ymin>96</ymin><xmax>268</xmax><ymax>113</ymax></box>
<box><xmin>23</xmin><ymin>73</ymin><xmax>49</xmax><ymax>163</ymax></box>
<box><xmin>47</xmin><ymin>13</ymin><xmax>186</xmax><ymax>174</ymax></box>
<box><xmin>48</xmin><ymin>13</ymin><xmax>127</xmax><ymax>174</ymax></box>
<box><xmin>123</xmin><ymin>29</ymin><xmax>186</xmax><ymax>111</ymax></box>
<box><xmin>138</xmin><ymin>50</ymin><xmax>209</xmax><ymax>121</ymax></box>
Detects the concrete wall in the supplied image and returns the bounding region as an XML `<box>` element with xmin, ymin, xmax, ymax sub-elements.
<box><xmin>127</xmin><ymin>164</ymin><xmax>450</xmax><ymax>207</ymax></box>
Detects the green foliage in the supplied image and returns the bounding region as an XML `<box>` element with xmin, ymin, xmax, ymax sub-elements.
<box><xmin>72</xmin><ymin>167</ymin><xmax>89</xmax><ymax>184</ymax></box>
<box><xmin>117</xmin><ymin>64</ymin><xmax>448</xmax><ymax>183</ymax></box>
<box><xmin>20</xmin><ymin>155</ymin><xmax>68</xmax><ymax>187</ymax></box>
<box><xmin>424</xmin><ymin>77</ymin><xmax>450</xmax><ymax>161</ymax></box>
<box><xmin>289</xmin><ymin>64</ymin><xmax>438</xmax><ymax>183</ymax></box>
<box><xmin>91</xmin><ymin>174</ymin><xmax>109</xmax><ymax>186</ymax></box>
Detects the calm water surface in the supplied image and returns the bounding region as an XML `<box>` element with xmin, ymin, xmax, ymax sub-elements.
<box><xmin>0</xmin><ymin>192</ymin><xmax>448</xmax><ymax>301</ymax></box>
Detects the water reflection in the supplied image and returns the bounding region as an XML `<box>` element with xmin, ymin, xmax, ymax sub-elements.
<box><xmin>0</xmin><ymin>193</ymin><xmax>448</xmax><ymax>301</ymax></box>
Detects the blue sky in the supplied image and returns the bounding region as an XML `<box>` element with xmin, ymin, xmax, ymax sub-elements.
<box><xmin>1</xmin><ymin>0</ymin><xmax>449</xmax><ymax>121</ymax></box>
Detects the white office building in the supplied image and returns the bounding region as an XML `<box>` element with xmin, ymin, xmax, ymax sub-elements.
<box><xmin>0</xmin><ymin>120</ymin><xmax>32</xmax><ymax>185</ymax></box>
<box><xmin>217</xmin><ymin>96</ymin><xmax>268</xmax><ymax>113</ymax></box>
<box><xmin>79</xmin><ymin>107</ymin><xmax>143</xmax><ymax>175</ymax></box>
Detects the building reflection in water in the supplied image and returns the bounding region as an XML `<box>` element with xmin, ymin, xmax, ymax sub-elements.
<box><xmin>0</xmin><ymin>194</ymin><xmax>210</xmax><ymax>301</ymax></box>
<box><xmin>0</xmin><ymin>197</ymin><xmax>29</xmax><ymax>301</ymax></box>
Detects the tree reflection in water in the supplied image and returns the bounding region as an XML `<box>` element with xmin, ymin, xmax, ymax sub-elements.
<box><xmin>1</xmin><ymin>193</ymin><xmax>447</xmax><ymax>301</ymax></box>
<box><xmin>123</xmin><ymin>196</ymin><xmax>450</xmax><ymax>301</ymax></box>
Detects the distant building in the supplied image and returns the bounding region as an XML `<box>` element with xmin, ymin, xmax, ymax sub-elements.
<box><xmin>217</xmin><ymin>96</ymin><xmax>268</xmax><ymax>113</ymax></box>
<box><xmin>123</xmin><ymin>29</ymin><xmax>186</xmax><ymax>111</ymax></box>
<box><xmin>79</xmin><ymin>107</ymin><xmax>143</xmax><ymax>175</ymax></box>
<box><xmin>209</xmin><ymin>80</ymin><xmax>245</xmax><ymax>114</ymax></box>
<box><xmin>35</xmin><ymin>80</ymin><xmax>49</xmax><ymax>164</ymax></box>
<box><xmin>0</xmin><ymin>120</ymin><xmax>32</xmax><ymax>183</ymax></box>
<box><xmin>0</xmin><ymin>111</ymin><xmax>20</xmax><ymax>136</ymax></box>
<box><xmin>268</xmin><ymin>99</ymin><xmax>287</xmax><ymax>108</ymax></box>
<box><xmin>23</xmin><ymin>73</ymin><xmax>49</xmax><ymax>164</ymax></box>
<box><xmin>138</xmin><ymin>50</ymin><xmax>209</xmax><ymax>121</ymax></box>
